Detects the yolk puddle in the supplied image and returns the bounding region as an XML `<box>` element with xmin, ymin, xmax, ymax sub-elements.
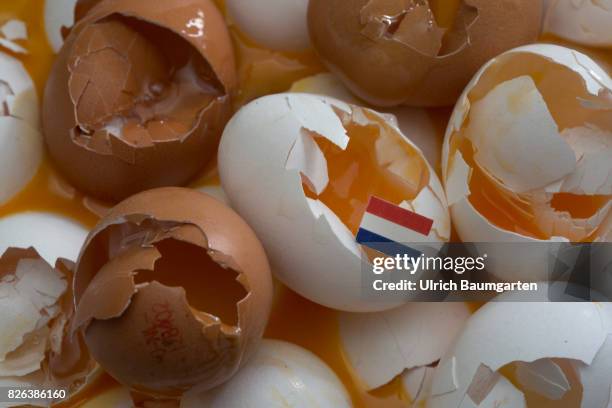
<box><xmin>303</xmin><ymin>116</ymin><xmax>428</xmax><ymax>234</ymax></box>
<box><xmin>550</xmin><ymin>193</ymin><xmax>609</xmax><ymax>220</ymax></box>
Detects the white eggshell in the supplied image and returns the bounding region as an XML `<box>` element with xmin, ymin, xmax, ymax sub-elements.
<box><xmin>442</xmin><ymin>44</ymin><xmax>611</xmax><ymax>281</ymax></box>
<box><xmin>226</xmin><ymin>0</ymin><xmax>310</xmax><ymax>52</ymax></box>
<box><xmin>219</xmin><ymin>93</ymin><xmax>449</xmax><ymax>312</ymax></box>
<box><xmin>44</xmin><ymin>0</ymin><xmax>78</xmax><ymax>53</ymax></box>
<box><xmin>402</xmin><ymin>366</ymin><xmax>435</xmax><ymax>404</ymax></box>
<box><xmin>181</xmin><ymin>339</ymin><xmax>351</xmax><ymax>408</ymax></box>
<box><xmin>195</xmin><ymin>185</ymin><xmax>231</xmax><ymax>206</ymax></box>
<box><xmin>339</xmin><ymin>302</ymin><xmax>471</xmax><ymax>390</ymax></box>
<box><xmin>289</xmin><ymin>73</ymin><xmax>443</xmax><ymax>168</ymax></box>
<box><xmin>465</xmin><ymin>75</ymin><xmax>576</xmax><ymax>193</ymax></box>
<box><xmin>0</xmin><ymin>117</ymin><xmax>43</xmax><ymax>206</ymax></box>
<box><xmin>427</xmin><ymin>292</ymin><xmax>611</xmax><ymax>408</ymax></box>
<box><xmin>544</xmin><ymin>0</ymin><xmax>612</xmax><ymax>48</ymax></box>
<box><xmin>0</xmin><ymin>212</ymin><xmax>88</xmax><ymax>265</ymax></box>
<box><xmin>1</xmin><ymin>20</ymin><xmax>27</xmax><ymax>41</ymax></box>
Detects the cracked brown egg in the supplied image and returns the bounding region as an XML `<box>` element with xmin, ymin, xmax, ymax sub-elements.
<box><xmin>71</xmin><ymin>187</ymin><xmax>273</xmax><ymax>398</ymax></box>
<box><xmin>43</xmin><ymin>0</ymin><xmax>236</xmax><ymax>202</ymax></box>
<box><xmin>308</xmin><ymin>0</ymin><xmax>543</xmax><ymax>107</ymax></box>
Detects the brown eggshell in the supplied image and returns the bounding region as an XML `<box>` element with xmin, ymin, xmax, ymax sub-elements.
<box><xmin>43</xmin><ymin>0</ymin><xmax>237</xmax><ymax>202</ymax></box>
<box><xmin>0</xmin><ymin>248</ymin><xmax>96</xmax><ymax>398</ymax></box>
<box><xmin>72</xmin><ymin>188</ymin><xmax>273</xmax><ymax>397</ymax></box>
<box><xmin>308</xmin><ymin>0</ymin><xmax>543</xmax><ymax>107</ymax></box>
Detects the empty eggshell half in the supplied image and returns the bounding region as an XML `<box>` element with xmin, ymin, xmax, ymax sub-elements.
<box><xmin>442</xmin><ymin>44</ymin><xmax>612</xmax><ymax>282</ymax></box>
<box><xmin>308</xmin><ymin>0</ymin><xmax>543</xmax><ymax>107</ymax></box>
<box><xmin>226</xmin><ymin>0</ymin><xmax>310</xmax><ymax>52</ymax></box>
<box><xmin>0</xmin><ymin>51</ymin><xmax>43</xmax><ymax>206</ymax></box>
<box><xmin>427</xmin><ymin>290</ymin><xmax>612</xmax><ymax>408</ymax></box>
<box><xmin>43</xmin><ymin>0</ymin><xmax>237</xmax><ymax>202</ymax></box>
<box><xmin>44</xmin><ymin>0</ymin><xmax>79</xmax><ymax>53</ymax></box>
<box><xmin>219</xmin><ymin>93</ymin><xmax>450</xmax><ymax>312</ymax></box>
<box><xmin>181</xmin><ymin>339</ymin><xmax>351</xmax><ymax>408</ymax></box>
<box><xmin>339</xmin><ymin>302</ymin><xmax>471</xmax><ymax>392</ymax></box>
<box><xmin>543</xmin><ymin>0</ymin><xmax>612</xmax><ymax>48</ymax></box>
<box><xmin>0</xmin><ymin>212</ymin><xmax>88</xmax><ymax>266</ymax></box>
<box><xmin>0</xmin><ymin>247</ymin><xmax>95</xmax><ymax>405</ymax></box>
<box><xmin>72</xmin><ymin>188</ymin><xmax>273</xmax><ymax>397</ymax></box>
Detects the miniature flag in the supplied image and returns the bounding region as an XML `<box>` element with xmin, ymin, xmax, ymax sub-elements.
<box><xmin>356</xmin><ymin>196</ymin><xmax>434</xmax><ymax>258</ymax></box>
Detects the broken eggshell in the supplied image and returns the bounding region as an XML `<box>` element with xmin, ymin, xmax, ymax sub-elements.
<box><xmin>218</xmin><ymin>93</ymin><xmax>450</xmax><ymax>312</ymax></box>
<box><xmin>226</xmin><ymin>0</ymin><xmax>310</xmax><ymax>52</ymax></box>
<box><xmin>0</xmin><ymin>247</ymin><xmax>95</xmax><ymax>406</ymax></box>
<box><xmin>72</xmin><ymin>187</ymin><xmax>273</xmax><ymax>397</ymax></box>
<box><xmin>308</xmin><ymin>0</ymin><xmax>543</xmax><ymax>107</ymax></box>
<box><xmin>427</xmin><ymin>290</ymin><xmax>612</xmax><ymax>408</ymax></box>
<box><xmin>442</xmin><ymin>44</ymin><xmax>612</xmax><ymax>282</ymax></box>
<box><xmin>339</xmin><ymin>302</ymin><xmax>471</xmax><ymax>396</ymax></box>
<box><xmin>43</xmin><ymin>0</ymin><xmax>237</xmax><ymax>202</ymax></box>
<box><xmin>181</xmin><ymin>339</ymin><xmax>352</xmax><ymax>408</ymax></box>
<box><xmin>0</xmin><ymin>212</ymin><xmax>88</xmax><ymax>266</ymax></box>
<box><xmin>0</xmin><ymin>19</ymin><xmax>28</xmax><ymax>54</ymax></box>
<box><xmin>543</xmin><ymin>0</ymin><xmax>612</xmax><ymax>48</ymax></box>
<box><xmin>0</xmin><ymin>51</ymin><xmax>43</xmax><ymax>206</ymax></box>
<box><xmin>289</xmin><ymin>72</ymin><xmax>444</xmax><ymax>169</ymax></box>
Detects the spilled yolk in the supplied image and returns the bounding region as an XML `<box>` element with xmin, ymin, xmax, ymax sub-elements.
<box><xmin>429</xmin><ymin>0</ymin><xmax>463</xmax><ymax>29</ymax></box>
<box><xmin>303</xmin><ymin>115</ymin><xmax>428</xmax><ymax>235</ymax></box>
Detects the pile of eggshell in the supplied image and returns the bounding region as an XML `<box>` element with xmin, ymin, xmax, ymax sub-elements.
<box><xmin>0</xmin><ymin>0</ymin><xmax>610</xmax><ymax>407</ymax></box>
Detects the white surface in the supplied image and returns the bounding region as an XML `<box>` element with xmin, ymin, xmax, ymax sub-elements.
<box><xmin>0</xmin><ymin>212</ymin><xmax>88</xmax><ymax>265</ymax></box>
<box><xmin>226</xmin><ymin>0</ymin><xmax>310</xmax><ymax>52</ymax></box>
<box><xmin>181</xmin><ymin>339</ymin><xmax>351</xmax><ymax>408</ymax></box>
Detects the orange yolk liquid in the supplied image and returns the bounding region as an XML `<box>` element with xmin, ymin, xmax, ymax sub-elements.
<box><xmin>303</xmin><ymin>118</ymin><xmax>428</xmax><ymax>235</ymax></box>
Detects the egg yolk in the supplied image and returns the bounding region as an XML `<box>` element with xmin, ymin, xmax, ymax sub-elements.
<box><xmin>302</xmin><ymin>112</ymin><xmax>428</xmax><ymax>235</ymax></box>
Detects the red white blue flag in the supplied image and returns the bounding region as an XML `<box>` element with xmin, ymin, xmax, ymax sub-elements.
<box><xmin>356</xmin><ymin>196</ymin><xmax>434</xmax><ymax>257</ymax></box>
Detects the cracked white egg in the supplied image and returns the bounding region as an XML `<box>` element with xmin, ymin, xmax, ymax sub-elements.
<box><xmin>181</xmin><ymin>339</ymin><xmax>351</xmax><ymax>408</ymax></box>
<box><xmin>339</xmin><ymin>302</ymin><xmax>471</xmax><ymax>404</ymax></box>
<box><xmin>0</xmin><ymin>212</ymin><xmax>88</xmax><ymax>265</ymax></box>
<box><xmin>543</xmin><ymin>0</ymin><xmax>612</xmax><ymax>48</ymax></box>
<box><xmin>290</xmin><ymin>73</ymin><xmax>444</xmax><ymax>169</ymax></box>
<box><xmin>0</xmin><ymin>247</ymin><xmax>95</xmax><ymax>406</ymax></box>
<box><xmin>427</xmin><ymin>289</ymin><xmax>612</xmax><ymax>408</ymax></box>
<box><xmin>219</xmin><ymin>93</ymin><xmax>450</xmax><ymax>312</ymax></box>
<box><xmin>442</xmin><ymin>44</ymin><xmax>612</xmax><ymax>282</ymax></box>
<box><xmin>0</xmin><ymin>51</ymin><xmax>43</xmax><ymax>207</ymax></box>
<box><xmin>226</xmin><ymin>0</ymin><xmax>310</xmax><ymax>52</ymax></box>
<box><xmin>44</xmin><ymin>0</ymin><xmax>78</xmax><ymax>53</ymax></box>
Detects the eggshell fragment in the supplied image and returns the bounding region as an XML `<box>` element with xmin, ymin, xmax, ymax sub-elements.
<box><xmin>44</xmin><ymin>0</ymin><xmax>79</xmax><ymax>53</ymax></box>
<box><xmin>0</xmin><ymin>212</ymin><xmax>88</xmax><ymax>265</ymax></box>
<box><xmin>339</xmin><ymin>302</ymin><xmax>471</xmax><ymax>390</ymax></box>
<box><xmin>543</xmin><ymin>0</ymin><xmax>612</xmax><ymax>48</ymax></box>
<box><xmin>427</xmin><ymin>291</ymin><xmax>612</xmax><ymax>408</ymax></box>
<box><xmin>219</xmin><ymin>93</ymin><xmax>450</xmax><ymax>312</ymax></box>
<box><xmin>181</xmin><ymin>339</ymin><xmax>351</xmax><ymax>408</ymax></box>
<box><xmin>442</xmin><ymin>44</ymin><xmax>612</xmax><ymax>281</ymax></box>
<box><xmin>0</xmin><ymin>20</ymin><xmax>28</xmax><ymax>54</ymax></box>
<box><xmin>73</xmin><ymin>188</ymin><xmax>273</xmax><ymax>397</ymax></box>
<box><xmin>0</xmin><ymin>51</ymin><xmax>42</xmax><ymax>206</ymax></box>
<box><xmin>227</xmin><ymin>0</ymin><xmax>310</xmax><ymax>52</ymax></box>
<box><xmin>0</xmin><ymin>248</ymin><xmax>95</xmax><ymax>405</ymax></box>
<box><xmin>43</xmin><ymin>0</ymin><xmax>237</xmax><ymax>202</ymax></box>
<box><xmin>308</xmin><ymin>0</ymin><xmax>543</xmax><ymax>107</ymax></box>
